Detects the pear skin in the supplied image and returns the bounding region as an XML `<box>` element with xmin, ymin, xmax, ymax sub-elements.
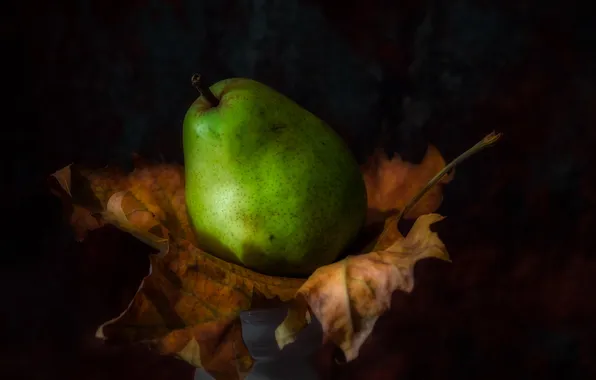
<box><xmin>183</xmin><ymin>78</ymin><xmax>367</xmax><ymax>277</ymax></box>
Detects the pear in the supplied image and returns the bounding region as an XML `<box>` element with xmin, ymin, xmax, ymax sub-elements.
<box><xmin>183</xmin><ymin>76</ymin><xmax>366</xmax><ymax>277</ymax></box>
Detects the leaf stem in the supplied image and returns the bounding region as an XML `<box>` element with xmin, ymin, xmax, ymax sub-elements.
<box><xmin>396</xmin><ymin>131</ymin><xmax>502</xmax><ymax>222</ymax></box>
<box><xmin>191</xmin><ymin>73</ymin><xmax>220</xmax><ymax>107</ymax></box>
<box><xmin>367</xmin><ymin>131</ymin><xmax>502</xmax><ymax>252</ymax></box>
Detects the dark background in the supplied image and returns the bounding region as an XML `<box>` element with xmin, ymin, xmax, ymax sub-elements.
<box><xmin>5</xmin><ymin>0</ymin><xmax>596</xmax><ymax>379</ymax></box>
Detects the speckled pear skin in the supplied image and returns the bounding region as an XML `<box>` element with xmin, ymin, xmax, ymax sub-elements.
<box><xmin>183</xmin><ymin>78</ymin><xmax>367</xmax><ymax>277</ymax></box>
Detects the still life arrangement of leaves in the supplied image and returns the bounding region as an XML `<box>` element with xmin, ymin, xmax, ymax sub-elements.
<box><xmin>50</xmin><ymin>132</ymin><xmax>500</xmax><ymax>380</ymax></box>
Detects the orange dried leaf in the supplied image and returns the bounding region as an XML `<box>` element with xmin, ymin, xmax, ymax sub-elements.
<box><xmin>96</xmin><ymin>240</ymin><xmax>302</xmax><ymax>379</ymax></box>
<box><xmin>50</xmin><ymin>162</ymin><xmax>304</xmax><ymax>379</ymax></box>
<box><xmin>276</xmin><ymin>213</ymin><xmax>449</xmax><ymax>362</ymax></box>
<box><xmin>50</xmin><ymin>163</ymin><xmax>195</xmax><ymax>248</ymax></box>
<box><xmin>361</xmin><ymin>145</ymin><xmax>454</xmax><ymax>224</ymax></box>
<box><xmin>102</xmin><ymin>190</ymin><xmax>169</xmax><ymax>254</ymax></box>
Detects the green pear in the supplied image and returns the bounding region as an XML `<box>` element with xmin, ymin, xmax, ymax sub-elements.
<box><xmin>183</xmin><ymin>77</ymin><xmax>367</xmax><ymax>277</ymax></box>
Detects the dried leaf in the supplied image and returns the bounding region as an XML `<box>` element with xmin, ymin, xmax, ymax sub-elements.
<box><xmin>95</xmin><ymin>239</ymin><xmax>302</xmax><ymax>379</ymax></box>
<box><xmin>361</xmin><ymin>145</ymin><xmax>454</xmax><ymax>224</ymax></box>
<box><xmin>50</xmin><ymin>164</ymin><xmax>196</xmax><ymax>247</ymax></box>
<box><xmin>276</xmin><ymin>214</ymin><xmax>449</xmax><ymax>362</ymax></box>
<box><xmin>51</xmin><ymin>164</ymin><xmax>73</xmax><ymax>196</ymax></box>
<box><xmin>50</xmin><ymin>165</ymin><xmax>104</xmax><ymax>241</ymax></box>
<box><xmin>102</xmin><ymin>191</ymin><xmax>169</xmax><ymax>254</ymax></box>
<box><xmin>69</xmin><ymin>205</ymin><xmax>104</xmax><ymax>242</ymax></box>
<box><xmin>51</xmin><ymin>163</ymin><xmax>304</xmax><ymax>380</ymax></box>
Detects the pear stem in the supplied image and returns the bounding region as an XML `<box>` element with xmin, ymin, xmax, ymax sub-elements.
<box><xmin>191</xmin><ymin>73</ymin><xmax>220</xmax><ymax>107</ymax></box>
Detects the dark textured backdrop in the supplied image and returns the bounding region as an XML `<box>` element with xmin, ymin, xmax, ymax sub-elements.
<box><xmin>5</xmin><ymin>0</ymin><xmax>596</xmax><ymax>379</ymax></box>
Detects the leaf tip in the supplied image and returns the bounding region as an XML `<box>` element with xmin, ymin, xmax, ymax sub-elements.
<box><xmin>95</xmin><ymin>324</ymin><xmax>106</xmax><ymax>340</ymax></box>
<box><xmin>50</xmin><ymin>164</ymin><xmax>74</xmax><ymax>196</ymax></box>
<box><xmin>275</xmin><ymin>300</ymin><xmax>310</xmax><ymax>350</ymax></box>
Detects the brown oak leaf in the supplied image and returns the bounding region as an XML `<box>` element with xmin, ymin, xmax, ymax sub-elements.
<box><xmin>275</xmin><ymin>214</ymin><xmax>449</xmax><ymax>362</ymax></box>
